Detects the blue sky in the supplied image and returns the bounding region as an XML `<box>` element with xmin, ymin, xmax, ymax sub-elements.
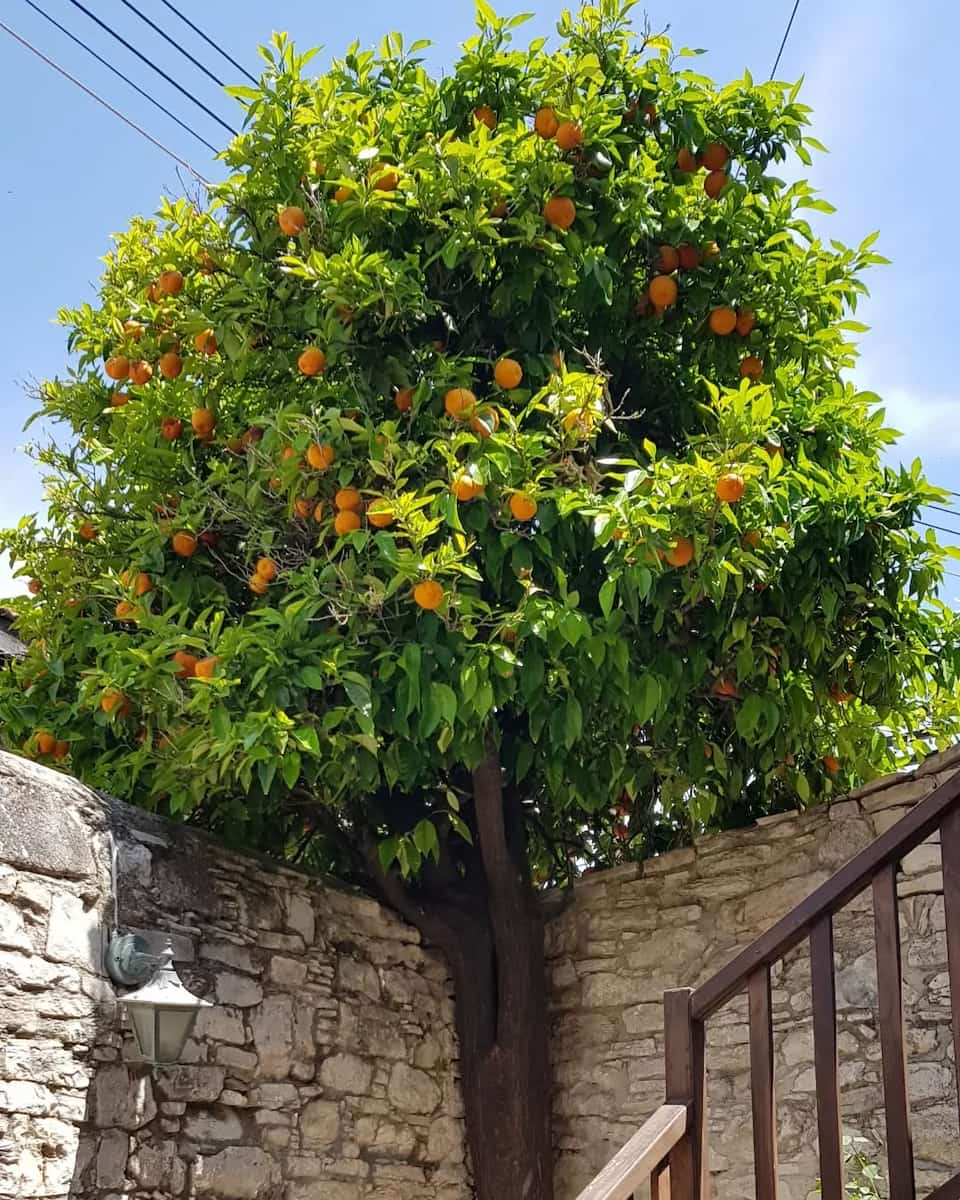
<box><xmin>1</xmin><ymin>0</ymin><xmax>957</xmax><ymax>598</ymax></box>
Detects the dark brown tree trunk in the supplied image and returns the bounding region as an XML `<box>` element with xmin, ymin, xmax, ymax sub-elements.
<box><xmin>368</xmin><ymin>749</ymin><xmax>554</xmax><ymax>1200</ymax></box>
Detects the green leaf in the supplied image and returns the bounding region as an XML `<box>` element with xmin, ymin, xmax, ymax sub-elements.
<box><xmin>563</xmin><ymin>695</ymin><xmax>582</xmax><ymax>748</ymax></box>
<box><xmin>300</xmin><ymin>666</ymin><xmax>326</xmax><ymax>690</ymax></box>
<box><xmin>413</xmin><ymin>818</ymin><xmax>440</xmax><ymax>861</ymax></box>
<box><xmin>432</xmin><ymin>682</ymin><xmax>457</xmax><ymax>727</ymax></box>
<box><xmin>599</xmin><ymin>578</ymin><xmax>617</xmax><ymax>620</ymax></box>
<box><xmin>281</xmin><ymin>751</ymin><xmax>302</xmax><ymax>788</ymax></box>
<box><xmin>633</xmin><ymin>674</ymin><xmax>661</xmax><ymax>724</ymax></box>
<box><xmin>378</xmin><ymin>836</ymin><xmax>400</xmax><ymax>873</ymax></box>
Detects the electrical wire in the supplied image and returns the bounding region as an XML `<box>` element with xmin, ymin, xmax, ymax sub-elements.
<box><xmin>63</xmin><ymin>0</ymin><xmax>238</xmax><ymax>138</ymax></box>
<box><xmin>156</xmin><ymin>0</ymin><xmax>258</xmax><ymax>86</ymax></box>
<box><xmin>0</xmin><ymin>19</ymin><xmax>209</xmax><ymax>183</ymax></box>
<box><xmin>116</xmin><ymin>0</ymin><xmax>227</xmax><ymax>90</ymax></box>
<box><xmin>770</xmin><ymin>0</ymin><xmax>801</xmax><ymax>80</ymax></box>
<box><xmin>17</xmin><ymin>0</ymin><xmax>217</xmax><ymax>154</ymax></box>
<box><xmin>917</xmin><ymin>520</ymin><xmax>960</xmax><ymax>541</ymax></box>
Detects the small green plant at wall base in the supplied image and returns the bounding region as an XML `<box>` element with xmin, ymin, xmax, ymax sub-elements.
<box><xmin>816</xmin><ymin>1135</ymin><xmax>883</xmax><ymax>1198</ymax></box>
<box><xmin>2</xmin><ymin>3</ymin><xmax>959</xmax><ymax>1197</ymax></box>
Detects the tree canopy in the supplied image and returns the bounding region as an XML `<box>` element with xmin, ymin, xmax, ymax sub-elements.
<box><xmin>3</xmin><ymin>0</ymin><xmax>958</xmax><ymax>889</ymax></box>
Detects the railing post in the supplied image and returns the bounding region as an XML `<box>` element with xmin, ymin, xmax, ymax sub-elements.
<box><xmin>664</xmin><ymin>987</ymin><xmax>708</xmax><ymax>1200</ymax></box>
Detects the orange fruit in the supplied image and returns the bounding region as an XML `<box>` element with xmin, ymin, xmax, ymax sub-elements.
<box><xmin>241</xmin><ymin>427</ymin><xmax>263</xmax><ymax>450</ymax></box>
<box><xmin>642</xmin><ymin>103</ymin><xmax>657</xmax><ymax>127</ymax></box>
<box><xmin>133</xmin><ymin>572</ymin><xmax>153</xmax><ymax>596</ymax></box>
<box><xmin>194</xmin><ymin>656</ymin><xmax>220</xmax><ymax>680</ymax></box>
<box><xmin>657</xmin><ymin>246</ymin><xmax>679</xmax><ymax>274</ymax></box>
<box><xmin>736</xmin><ymin>310</ymin><xmax>755</xmax><ymax>336</ymax></box>
<box><xmin>298</xmin><ymin>347</ymin><xmax>326</xmax><ymax>376</ymax></box>
<box><xmin>740</xmin><ymin>356</ymin><xmax>764</xmax><ymax>381</ymax></box>
<box><xmin>123</xmin><ymin>319</ymin><xmax>144</xmax><ymax>340</ymax></box>
<box><xmin>129</xmin><ymin>360</ymin><xmax>153</xmax><ymax>386</ymax></box>
<box><xmin>716</xmin><ymin>473</ymin><xmax>746</xmax><ymax>504</ymax></box>
<box><xmin>173</xmin><ymin>650</ymin><xmax>199</xmax><ymax>679</ymax></box>
<box><xmin>544</xmin><ymin>195</ymin><xmax>576</xmax><ymax>230</ymax></box>
<box><xmin>712</xmin><ymin>677</ymin><xmax>738</xmax><ymax>699</ymax></box>
<box><xmin>395</xmin><ymin>387</ymin><xmax>414</xmax><ymax>412</ymax></box>
<box><xmin>494</xmin><ymin>357</ymin><xmax>523</xmax><ymax>389</ymax></box>
<box><xmin>413</xmin><ymin>580</ymin><xmax>444</xmax><ymax>611</ymax></box>
<box><xmin>172</xmin><ymin>531</ymin><xmax>197</xmax><ymax>558</ymax></box>
<box><xmin>335</xmin><ymin>487</ymin><xmax>363</xmax><ymax>512</ymax></box>
<box><xmin>708</xmin><ymin>307</ymin><xmax>737</xmax><ymax>336</ymax></box>
<box><xmin>452</xmin><ymin>474</ymin><xmax>484</xmax><ymax>502</ymax></box>
<box><xmin>194</xmin><ymin>329</ymin><xmax>218</xmax><ymax>355</ymax></box>
<box><xmin>370</xmin><ymin>163</ymin><xmax>399</xmax><ymax>191</ymax></box>
<box><xmin>334</xmin><ymin>509</ymin><xmax>362</xmax><ymax>535</ymax></box>
<box><xmin>281</xmin><ymin>447</ymin><xmax>299</xmax><ymax>463</ymax></box>
<box><xmin>367</xmin><ymin>499</ymin><xmax>395</xmax><ymax>528</ymax></box>
<box><xmin>111</xmin><ymin>392</ymin><xmax>129</xmax><ymax>408</ymax></box>
<box><xmin>676</xmin><ymin>147</ymin><xmax>698</xmax><ymax>173</ymax></box>
<box><xmin>256</xmin><ymin>557</ymin><xmax>278</xmax><ymax>581</ymax></box>
<box><xmin>158</xmin><ymin>270</ymin><xmax>184</xmax><ymax>295</ymax></box>
<box><xmin>248</xmin><ymin>574</ymin><xmax>269</xmax><ymax>595</ymax></box>
<box><xmin>100</xmin><ymin>689</ymin><xmax>126</xmax><ymax>715</ymax></box>
<box><xmin>311</xmin><ymin>501</ymin><xmax>325</xmax><ymax>523</ymax></box>
<box><xmin>665</xmin><ymin>536</ymin><xmax>694</xmax><ymax>567</ymax></box>
<box><xmin>333</xmin><ymin>186</ymin><xmax>353</xmax><ymax>203</ymax></box>
<box><xmin>702</xmin><ymin>241</ymin><xmax>721</xmax><ymax>262</ymax></box>
<box><xmin>704</xmin><ymin>170</ymin><xmax>728</xmax><ymax>199</ymax></box>
<box><xmin>474</xmin><ymin>105</ymin><xmax>497</xmax><ymax>129</ymax></box>
<box><xmin>79</xmin><ymin>522</ymin><xmax>98</xmax><ymax>542</ymax></box>
<box><xmin>822</xmin><ymin>755</ymin><xmax>840</xmax><ymax>773</ymax></box>
<box><xmin>161</xmin><ymin>417</ymin><xmax>183</xmax><ymax>441</ymax></box>
<box><xmin>114</xmin><ymin>600</ymin><xmax>139</xmax><ymax>621</ymax></box>
<box><xmin>28</xmin><ymin>578</ymin><xmax>41</xmax><ymax>595</ymax></box>
<box><xmin>105</xmin><ymin>355</ymin><xmax>130</xmax><ymax>381</ymax></box>
<box><xmin>678</xmin><ymin>244</ymin><xmax>700</xmax><ymax>271</ymax></box>
<box><xmin>53</xmin><ymin>740</ymin><xmax>69</xmax><ymax>761</ymax></box>
<box><xmin>191</xmin><ymin>407</ymin><xmax>216</xmax><ymax>438</ymax></box>
<box><xmin>278</xmin><ymin>206</ymin><xmax>306</xmax><ymax>235</ymax></box>
<box><xmin>444</xmin><ymin>387</ymin><xmax>476</xmax><ymax>419</ymax></box>
<box><xmin>158</xmin><ymin>351</ymin><xmax>183</xmax><ymax>379</ymax></box>
<box><xmin>510</xmin><ymin>492</ymin><xmax>538</xmax><ymax>522</ymax></box>
<box><xmin>830</xmin><ymin>684</ymin><xmax>853</xmax><ymax>704</ymax></box>
<box><xmin>471</xmin><ymin>407</ymin><xmax>500</xmax><ymax>438</ymax></box>
<box><xmin>36</xmin><ymin>731</ymin><xmax>56</xmax><ymax>755</ymax></box>
<box><xmin>294</xmin><ymin>497</ymin><xmax>316</xmax><ymax>520</ymax></box>
<box><xmin>702</xmin><ymin>142</ymin><xmax>730</xmax><ymax>171</ymax></box>
<box><xmin>534</xmin><ymin>107</ymin><xmax>559</xmax><ymax>138</ymax></box>
<box><xmin>490</xmin><ymin>199</ymin><xmax>509</xmax><ymax>218</ymax></box>
<box><xmin>555</xmin><ymin>120</ymin><xmax>584</xmax><ymax>151</ymax></box>
<box><xmin>306</xmin><ymin>443</ymin><xmax>335</xmax><ymax>471</ymax></box>
<box><xmin>742</xmin><ymin>530</ymin><xmax>762</xmax><ymax>548</ymax></box>
<box><xmin>648</xmin><ymin>275</ymin><xmax>678</xmax><ymax>309</ymax></box>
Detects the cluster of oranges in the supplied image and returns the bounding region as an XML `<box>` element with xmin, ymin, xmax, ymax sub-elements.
<box><xmin>708</xmin><ymin>306</ymin><xmax>764</xmax><ymax>380</ymax></box>
<box><xmin>172</xmin><ymin>650</ymin><xmax>220</xmax><ymax>679</ymax></box>
<box><xmin>675</xmin><ymin>140</ymin><xmax>731</xmax><ymax>199</ymax></box>
<box><xmin>33</xmin><ymin>730</ymin><xmax>70</xmax><ymax>760</ymax></box>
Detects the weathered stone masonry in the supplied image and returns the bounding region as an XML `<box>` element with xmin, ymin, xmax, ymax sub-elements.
<box><xmin>0</xmin><ymin>752</ymin><xmax>469</xmax><ymax>1199</ymax></box>
<box><xmin>3</xmin><ymin>745</ymin><xmax>960</xmax><ymax>1199</ymax></box>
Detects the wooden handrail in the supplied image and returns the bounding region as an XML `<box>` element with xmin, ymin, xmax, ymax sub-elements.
<box><xmin>573</xmin><ymin>1104</ymin><xmax>689</xmax><ymax>1200</ymax></box>
<box><xmin>691</xmin><ymin>767</ymin><xmax>960</xmax><ymax>1019</ymax></box>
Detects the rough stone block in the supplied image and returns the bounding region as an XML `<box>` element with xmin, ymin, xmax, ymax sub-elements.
<box><xmin>0</xmin><ymin>900</ymin><xmax>32</xmax><ymax>953</ymax></box>
<box><xmin>387</xmin><ymin>1063</ymin><xmax>440</xmax><ymax>1115</ymax></box>
<box><xmin>45</xmin><ymin>892</ymin><xmax>102</xmax><ymax>971</ymax></box>
<box><xmin>320</xmin><ymin>1053</ymin><xmax>373</xmax><ymax>1096</ymax></box>
<box><xmin>192</xmin><ymin>1145</ymin><xmax>280</xmax><ymax>1198</ymax></box>
<box><xmin>0</xmin><ymin>753</ymin><xmax>98</xmax><ymax>879</ymax></box>
<box><xmin>300</xmin><ymin>1098</ymin><xmax>340</xmax><ymax>1149</ymax></box>
<box><xmin>216</xmin><ymin>973</ymin><xmax>263</xmax><ymax>1008</ymax></box>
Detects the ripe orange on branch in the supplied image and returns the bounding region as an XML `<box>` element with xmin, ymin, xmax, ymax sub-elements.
<box><xmin>657</xmin><ymin>246</ymin><xmax>679</xmax><ymax>274</ymax></box>
<box><xmin>543</xmin><ymin>195</ymin><xmax>576</xmax><ymax>230</ymax></box>
<box><xmin>172</xmin><ymin>531</ymin><xmax>197</xmax><ymax>558</ymax></box>
<box><xmin>173</xmin><ymin>651</ymin><xmax>199</xmax><ymax>679</ymax></box>
<box><xmin>704</xmin><ymin>170</ymin><xmax>728</xmax><ymax>199</ymax></box>
<box><xmin>158</xmin><ymin>270</ymin><xmax>184</xmax><ymax>295</ymax></box>
<box><xmin>444</xmin><ymin>388</ymin><xmax>476</xmax><ymax>419</ymax></box>
<box><xmin>335</xmin><ymin>488</ymin><xmax>363</xmax><ymax>512</ymax></box>
<box><xmin>473</xmin><ymin>105</ymin><xmax>497</xmax><ymax>129</ymax></box>
<box><xmin>105</xmin><ymin>356</ymin><xmax>130</xmax><ymax>381</ymax></box>
<box><xmin>334</xmin><ymin>509</ymin><xmax>362</xmax><ymax>535</ymax></box>
<box><xmin>735</xmin><ymin>310</ymin><xmax>755</xmax><ymax>336</ymax></box>
<box><xmin>534</xmin><ymin>107</ymin><xmax>559</xmax><ymax>138</ymax></box>
<box><xmin>129</xmin><ymin>360</ymin><xmax>153</xmax><ymax>385</ymax></box>
<box><xmin>676</xmin><ymin>147</ymin><xmax>698</xmax><ymax>173</ymax></box>
<box><xmin>413</xmin><ymin>580</ymin><xmax>444</xmax><ymax>611</ymax></box>
<box><xmin>161</xmin><ymin>417</ymin><xmax>183</xmax><ymax>441</ymax></box>
<box><xmin>278</xmin><ymin>206</ymin><xmax>306</xmax><ymax>235</ymax></box>
<box><xmin>716</xmin><ymin>473</ymin><xmax>746</xmax><ymax>503</ymax></box>
<box><xmin>702</xmin><ymin>142</ymin><xmax>730</xmax><ymax>171</ymax></box>
<box><xmin>306</xmin><ymin>443</ymin><xmax>335</xmax><ymax>471</ymax></box>
<box><xmin>298</xmin><ymin>347</ymin><xmax>326</xmax><ymax>376</ymax></box>
<box><xmin>510</xmin><ymin>493</ymin><xmax>538</xmax><ymax>522</ymax></box>
<box><xmin>648</xmin><ymin>275</ymin><xmax>678</xmax><ymax>309</ymax></box>
<box><xmin>665</xmin><ymin>537</ymin><xmax>694</xmax><ymax>567</ymax></box>
<box><xmin>740</xmin><ymin>356</ymin><xmax>764</xmax><ymax>380</ymax></box>
<box><xmin>709</xmin><ymin>307</ymin><xmax>737</xmax><ymax>336</ymax></box>
<box><xmin>367</xmin><ymin>500</ymin><xmax>395</xmax><ymax>528</ymax></box>
<box><xmin>555</xmin><ymin>120</ymin><xmax>583</xmax><ymax>151</ymax></box>
<box><xmin>158</xmin><ymin>351</ymin><xmax>182</xmax><ymax>379</ymax></box>
<box><xmin>494</xmin><ymin>358</ymin><xmax>522</xmax><ymax>389</ymax></box>
<box><xmin>194</xmin><ymin>329</ymin><xmax>218</xmax><ymax>355</ymax></box>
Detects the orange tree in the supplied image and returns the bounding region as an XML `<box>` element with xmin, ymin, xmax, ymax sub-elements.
<box><xmin>3</xmin><ymin>4</ymin><xmax>960</xmax><ymax>1194</ymax></box>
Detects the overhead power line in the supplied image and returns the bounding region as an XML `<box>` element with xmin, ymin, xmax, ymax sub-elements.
<box><xmin>64</xmin><ymin>0</ymin><xmax>238</xmax><ymax>138</ymax></box>
<box><xmin>156</xmin><ymin>0</ymin><xmax>258</xmax><ymax>86</ymax></box>
<box><xmin>116</xmin><ymin>0</ymin><xmax>227</xmax><ymax>90</ymax></box>
<box><xmin>917</xmin><ymin>519</ymin><xmax>960</xmax><ymax>541</ymax></box>
<box><xmin>770</xmin><ymin>0</ymin><xmax>801</xmax><ymax>80</ymax></box>
<box><xmin>17</xmin><ymin>0</ymin><xmax>217</xmax><ymax>154</ymax></box>
<box><xmin>0</xmin><ymin>19</ymin><xmax>209</xmax><ymax>183</ymax></box>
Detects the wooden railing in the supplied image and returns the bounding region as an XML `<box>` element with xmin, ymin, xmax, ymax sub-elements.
<box><xmin>575</xmin><ymin>767</ymin><xmax>960</xmax><ymax>1200</ymax></box>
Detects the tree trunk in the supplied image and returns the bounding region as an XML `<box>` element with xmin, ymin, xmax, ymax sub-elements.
<box><xmin>370</xmin><ymin>749</ymin><xmax>554</xmax><ymax>1200</ymax></box>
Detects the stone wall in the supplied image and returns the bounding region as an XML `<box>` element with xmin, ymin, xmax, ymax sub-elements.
<box><xmin>3</xmin><ymin>744</ymin><xmax>960</xmax><ymax>1200</ymax></box>
<box><xmin>0</xmin><ymin>752</ymin><xmax>469</xmax><ymax>1200</ymax></box>
<box><xmin>548</xmin><ymin>747</ymin><xmax>960</xmax><ymax>1200</ymax></box>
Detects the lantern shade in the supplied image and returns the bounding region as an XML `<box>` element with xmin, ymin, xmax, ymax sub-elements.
<box><xmin>121</xmin><ymin>940</ymin><xmax>212</xmax><ymax>1064</ymax></box>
